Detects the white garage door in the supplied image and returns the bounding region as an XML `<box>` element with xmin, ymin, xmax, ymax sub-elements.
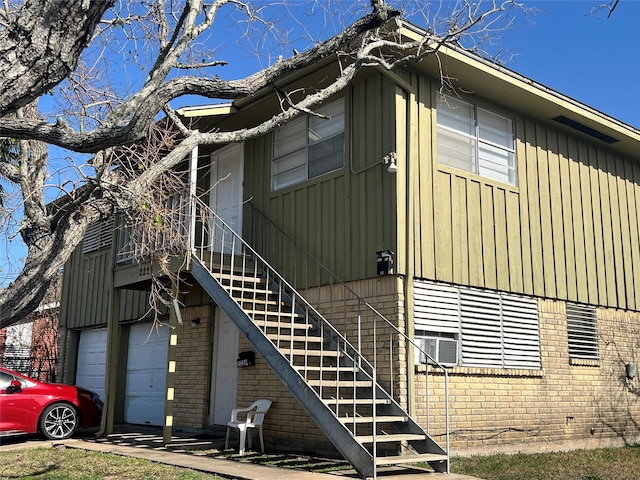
<box><xmin>76</xmin><ymin>328</ymin><xmax>108</xmax><ymax>401</ymax></box>
<box><xmin>125</xmin><ymin>322</ymin><xmax>169</xmax><ymax>426</ymax></box>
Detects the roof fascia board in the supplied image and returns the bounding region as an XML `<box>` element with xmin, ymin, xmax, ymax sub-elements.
<box><xmin>176</xmin><ymin>103</ymin><xmax>235</xmax><ymax>118</ymax></box>
<box><xmin>233</xmin><ymin>55</ymin><xmax>339</xmax><ymax>110</ymax></box>
<box><xmin>174</xmin><ymin>55</ymin><xmax>339</xmax><ymax>121</ymax></box>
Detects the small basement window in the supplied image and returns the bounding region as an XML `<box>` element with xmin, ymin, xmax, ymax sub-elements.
<box><xmin>566</xmin><ymin>303</ymin><xmax>599</xmax><ymax>361</ymax></box>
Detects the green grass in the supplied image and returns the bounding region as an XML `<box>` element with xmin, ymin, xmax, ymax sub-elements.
<box><xmin>0</xmin><ymin>447</ymin><xmax>223</xmax><ymax>480</ymax></box>
<box><xmin>4</xmin><ymin>443</ymin><xmax>640</xmax><ymax>479</ymax></box>
<box><xmin>451</xmin><ymin>446</ymin><xmax>640</xmax><ymax>480</ymax></box>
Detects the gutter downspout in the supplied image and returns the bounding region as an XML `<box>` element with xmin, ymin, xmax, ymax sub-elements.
<box><xmin>376</xmin><ymin>67</ymin><xmax>417</xmax><ymax>416</ymax></box>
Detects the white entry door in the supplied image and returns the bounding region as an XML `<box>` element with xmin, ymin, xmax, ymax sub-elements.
<box><xmin>210</xmin><ymin>309</ymin><xmax>239</xmax><ymax>425</ymax></box>
<box><xmin>76</xmin><ymin>328</ymin><xmax>108</xmax><ymax>400</ymax></box>
<box><xmin>125</xmin><ymin>322</ymin><xmax>170</xmax><ymax>426</ymax></box>
<box><xmin>209</xmin><ymin>143</ymin><xmax>244</xmax><ymax>254</ymax></box>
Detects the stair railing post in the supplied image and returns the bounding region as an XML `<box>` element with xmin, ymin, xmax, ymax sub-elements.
<box><xmin>372</xmin><ymin>365</ymin><xmax>377</xmax><ymax>480</ymax></box>
<box><xmin>357</xmin><ymin>302</ymin><xmax>362</xmax><ymax>370</ymax></box>
<box><xmin>445</xmin><ymin>369</ymin><xmax>450</xmax><ymax>473</ymax></box>
<box><xmin>425</xmin><ymin>352</ymin><xmax>430</xmax><ymax>433</ymax></box>
<box><xmin>372</xmin><ymin>315</ymin><xmax>377</xmax><ymax>480</ymax></box>
<box><xmin>389</xmin><ymin>328</ymin><xmax>393</xmax><ymax>401</ymax></box>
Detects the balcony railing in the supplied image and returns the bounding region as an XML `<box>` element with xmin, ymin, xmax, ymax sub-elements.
<box><xmin>116</xmin><ymin>190</ymin><xmax>191</xmax><ymax>263</ymax></box>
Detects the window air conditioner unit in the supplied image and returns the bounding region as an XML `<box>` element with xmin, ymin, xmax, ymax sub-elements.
<box><xmin>417</xmin><ymin>337</ymin><xmax>458</xmax><ymax>367</ymax></box>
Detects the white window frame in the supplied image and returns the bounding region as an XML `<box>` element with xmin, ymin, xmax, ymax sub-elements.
<box><xmin>566</xmin><ymin>303</ymin><xmax>599</xmax><ymax>360</ymax></box>
<box><xmin>437</xmin><ymin>94</ymin><xmax>517</xmax><ymax>185</ymax></box>
<box><xmin>271</xmin><ymin>99</ymin><xmax>344</xmax><ymax>190</ymax></box>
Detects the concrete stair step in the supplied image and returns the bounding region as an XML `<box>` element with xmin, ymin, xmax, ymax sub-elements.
<box><xmin>375</xmin><ymin>453</ymin><xmax>449</xmax><ymax>466</ymax></box>
<box><xmin>356</xmin><ymin>433</ymin><xmax>426</xmax><ymax>444</ymax></box>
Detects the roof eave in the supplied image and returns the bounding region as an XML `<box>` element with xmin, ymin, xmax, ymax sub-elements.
<box><xmin>395</xmin><ymin>20</ymin><xmax>640</xmax><ymax>159</ymax></box>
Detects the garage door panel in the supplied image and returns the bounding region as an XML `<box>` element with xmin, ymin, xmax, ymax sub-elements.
<box><xmin>125</xmin><ymin>323</ymin><xmax>169</xmax><ymax>426</ymax></box>
<box><xmin>76</xmin><ymin>328</ymin><xmax>108</xmax><ymax>400</ymax></box>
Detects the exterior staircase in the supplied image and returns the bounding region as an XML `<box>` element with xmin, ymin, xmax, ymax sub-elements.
<box><xmin>189</xmin><ymin>197</ymin><xmax>449</xmax><ymax>479</ymax></box>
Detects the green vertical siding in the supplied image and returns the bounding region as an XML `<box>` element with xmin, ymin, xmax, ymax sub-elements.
<box><xmin>412</xmin><ymin>75</ymin><xmax>435</xmax><ymax>281</ymax></box>
<box><xmin>60</xmin><ymin>246</ymin><xmax>150</xmax><ymax>329</ymax></box>
<box><xmin>243</xmin><ymin>72</ymin><xmax>398</xmax><ymax>283</ymax></box>
<box><xmin>413</xmin><ymin>80</ymin><xmax>640</xmax><ymax>311</ymax></box>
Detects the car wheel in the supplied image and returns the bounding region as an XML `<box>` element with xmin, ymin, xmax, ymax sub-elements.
<box><xmin>40</xmin><ymin>403</ymin><xmax>79</xmax><ymax>440</ymax></box>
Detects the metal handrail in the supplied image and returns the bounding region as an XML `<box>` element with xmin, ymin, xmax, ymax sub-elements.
<box><xmin>192</xmin><ymin>195</ymin><xmax>374</xmax><ymax>370</ymax></box>
<box><xmin>247</xmin><ymin>201</ymin><xmax>449</xmax><ymax>447</ymax></box>
<box><xmin>191</xmin><ymin>195</ymin><xmax>449</xmax><ymax>474</ymax></box>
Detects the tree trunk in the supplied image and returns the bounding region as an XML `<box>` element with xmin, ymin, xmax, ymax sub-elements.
<box><xmin>0</xmin><ymin>0</ymin><xmax>113</xmax><ymax>114</ymax></box>
<box><xmin>0</xmin><ymin>212</ymin><xmax>92</xmax><ymax>328</ymax></box>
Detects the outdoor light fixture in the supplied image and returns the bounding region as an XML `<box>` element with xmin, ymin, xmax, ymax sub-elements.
<box><xmin>191</xmin><ymin>317</ymin><xmax>201</xmax><ymax>328</ymax></box>
<box><xmin>383</xmin><ymin>152</ymin><xmax>398</xmax><ymax>173</ymax></box>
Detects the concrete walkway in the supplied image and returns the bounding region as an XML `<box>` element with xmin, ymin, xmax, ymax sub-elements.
<box><xmin>63</xmin><ymin>438</ymin><xmax>480</xmax><ymax>480</ymax></box>
<box><xmin>0</xmin><ymin>432</ymin><xmax>482</xmax><ymax>480</ymax></box>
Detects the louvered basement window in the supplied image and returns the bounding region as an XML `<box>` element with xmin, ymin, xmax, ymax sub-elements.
<box><xmin>566</xmin><ymin>303</ymin><xmax>599</xmax><ymax>360</ymax></box>
<box><xmin>414</xmin><ymin>280</ymin><xmax>541</xmax><ymax>370</ymax></box>
<box><xmin>82</xmin><ymin>218</ymin><xmax>114</xmax><ymax>254</ymax></box>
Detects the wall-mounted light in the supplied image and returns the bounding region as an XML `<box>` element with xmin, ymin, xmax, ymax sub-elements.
<box><xmin>376</xmin><ymin>250</ymin><xmax>394</xmax><ymax>275</ymax></box>
<box><xmin>383</xmin><ymin>152</ymin><xmax>398</xmax><ymax>173</ymax></box>
<box><xmin>191</xmin><ymin>317</ymin><xmax>201</xmax><ymax>328</ymax></box>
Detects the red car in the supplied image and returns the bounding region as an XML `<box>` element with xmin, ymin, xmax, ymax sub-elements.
<box><xmin>0</xmin><ymin>367</ymin><xmax>103</xmax><ymax>440</ymax></box>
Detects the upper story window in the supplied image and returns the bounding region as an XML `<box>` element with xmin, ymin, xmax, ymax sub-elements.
<box><xmin>272</xmin><ymin>99</ymin><xmax>344</xmax><ymax>190</ymax></box>
<box><xmin>437</xmin><ymin>94</ymin><xmax>516</xmax><ymax>185</ymax></box>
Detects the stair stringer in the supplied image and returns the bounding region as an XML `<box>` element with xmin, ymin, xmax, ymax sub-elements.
<box><xmin>367</xmin><ymin>383</ymin><xmax>447</xmax><ymax>456</ymax></box>
<box><xmin>269</xmin><ymin>278</ymin><xmax>448</xmax><ymax>465</ymax></box>
<box><xmin>191</xmin><ymin>258</ymin><xmax>378</xmax><ymax>478</ymax></box>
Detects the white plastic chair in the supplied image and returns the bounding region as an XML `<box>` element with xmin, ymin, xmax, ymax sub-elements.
<box><xmin>224</xmin><ymin>399</ymin><xmax>272</xmax><ymax>455</ymax></box>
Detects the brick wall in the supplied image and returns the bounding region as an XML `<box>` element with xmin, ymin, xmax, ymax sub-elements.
<box><xmin>234</xmin><ymin>275</ymin><xmax>406</xmax><ymax>456</ymax></box>
<box><xmin>170</xmin><ymin>277</ymin><xmax>640</xmax><ymax>457</ymax></box>
<box><xmin>414</xmin><ymin>298</ymin><xmax>640</xmax><ymax>455</ymax></box>
<box><xmin>173</xmin><ymin>304</ymin><xmax>212</xmax><ymax>429</ymax></box>
<box><xmin>235</xmin><ymin>334</ymin><xmax>337</xmax><ymax>455</ymax></box>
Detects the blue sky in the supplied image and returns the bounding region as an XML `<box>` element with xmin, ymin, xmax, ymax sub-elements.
<box><xmin>1</xmin><ymin>0</ymin><xmax>638</xmax><ymax>287</ymax></box>
<box><xmin>496</xmin><ymin>0</ymin><xmax>640</xmax><ymax>129</ymax></box>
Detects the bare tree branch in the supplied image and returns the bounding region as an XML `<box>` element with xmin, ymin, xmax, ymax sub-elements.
<box><xmin>0</xmin><ymin>0</ymin><xmax>530</xmax><ymax>327</ymax></box>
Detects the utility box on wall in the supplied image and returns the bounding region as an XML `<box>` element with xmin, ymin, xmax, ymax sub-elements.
<box><xmin>377</xmin><ymin>250</ymin><xmax>394</xmax><ymax>275</ymax></box>
<box><xmin>626</xmin><ymin>363</ymin><xmax>637</xmax><ymax>379</ymax></box>
<box><xmin>237</xmin><ymin>351</ymin><xmax>255</xmax><ymax>368</ymax></box>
